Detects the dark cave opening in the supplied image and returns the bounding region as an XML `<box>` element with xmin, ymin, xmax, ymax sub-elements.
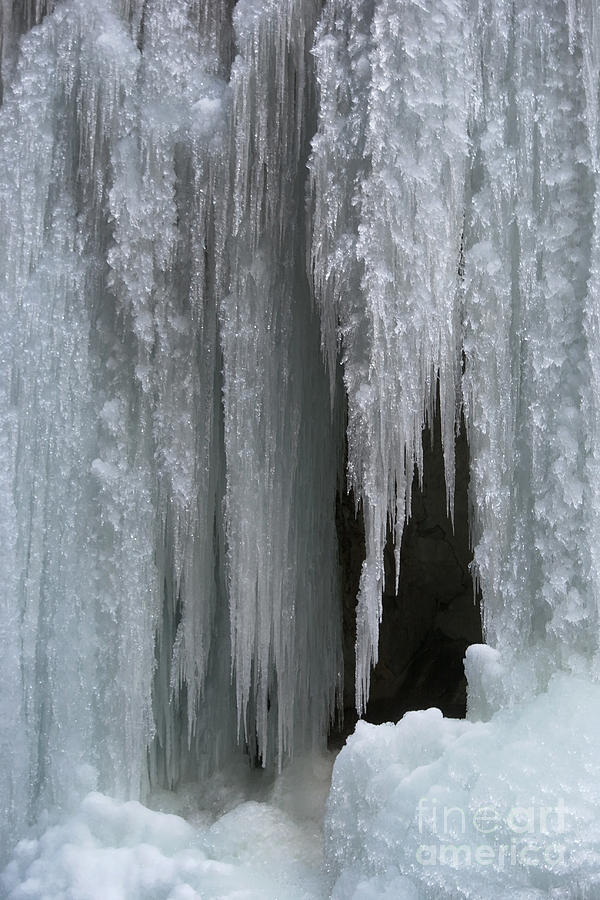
<box><xmin>331</xmin><ymin>407</ymin><xmax>482</xmax><ymax>746</ymax></box>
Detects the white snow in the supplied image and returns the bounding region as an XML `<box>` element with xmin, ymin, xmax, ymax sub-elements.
<box><xmin>2</xmin><ymin>756</ymin><xmax>335</xmax><ymax>900</ymax></box>
<box><xmin>327</xmin><ymin>670</ymin><xmax>600</xmax><ymax>899</ymax></box>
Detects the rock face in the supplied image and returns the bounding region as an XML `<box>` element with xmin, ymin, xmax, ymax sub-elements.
<box><xmin>334</xmin><ymin>409</ymin><xmax>481</xmax><ymax>741</ymax></box>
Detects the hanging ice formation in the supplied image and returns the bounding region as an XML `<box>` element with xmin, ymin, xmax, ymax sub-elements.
<box><xmin>0</xmin><ymin>0</ymin><xmax>341</xmax><ymax>860</ymax></box>
<box><xmin>310</xmin><ymin>0</ymin><xmax>471</xmax><ymax>712</ymax></box>
<box><xmin>3</xmin><ymin>0</ymin><xmax>600</xmax><ymax>873</ymax></box>
<box><xmin>310</xmin><ymin>0</ymin><xmax>600</xmax><ymax>714</ymax></box>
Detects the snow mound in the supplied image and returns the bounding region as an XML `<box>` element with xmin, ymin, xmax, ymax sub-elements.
<box><xmin>2</xmin><ymin>787</ymin><xmax>328</xmax><ymax>900</ymax></box>
<box><xmin>326</xmin><ymin>671</ymin><xmax>600</xmax><ymax>899</ymax></box>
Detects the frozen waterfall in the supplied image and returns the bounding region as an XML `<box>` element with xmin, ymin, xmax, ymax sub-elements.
<box><xmin>0</xmin><ymin>0</ymin><xmax>343</xmax><ymax>859</ymax></box>
<box><xmin>3</xmin><ymin>0</ymin><xmax>600</xmax><ymax>897</ymax></box>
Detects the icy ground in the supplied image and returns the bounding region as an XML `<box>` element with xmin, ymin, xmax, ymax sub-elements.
<box><xmin>1</xmin><ymin>755</ymin><xmax>335</xmax><ymax>900</ymax></box>
<box><xmin>328</xmin><ymin>668</ymin><xmax>600</xmax><ymax>900</ymax></box>
<box><xmin>5</xmin><ymin>666</ymin><xmax>600</xmax><ymax>900</ymax></box>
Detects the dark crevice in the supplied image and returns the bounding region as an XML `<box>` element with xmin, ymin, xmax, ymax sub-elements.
<box><xmin>330</xmin><ymin>404</ymin><xmax>482</xmax><ymax>748</ymax></box>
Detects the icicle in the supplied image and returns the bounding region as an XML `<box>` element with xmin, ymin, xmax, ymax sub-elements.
<box><xmin>309</xmin><ymin>0</ymin><xmax>375</xmax><ymax>408</ymax></box>
<box><xmin>220</xmin><ymin>0</ymin><xmax>341</xmax><ymax>765</ymax></box>
<box><xmin>0</xmin><ymin>1</ymin><xmax>156</xmax><ymax>854</ymax></box>
<box><xmin>462</xmin><ymin>0</ymin><xmax>599</xmax><ymax>704</ymax></box>
<box><xmin>572</xmin><ymin>0</ymin><xmax>600</xmax><ymax>671</ymax></box>
<box><xmin>104</xmin><ymin>0</ymin><xmax>235</xmax><ymax>781</ymax></box>
<box><xmin>0</xmin><ymin>0</ymin><xmax>238</xmax><ymax>853</ymax></box>
<box><xmin>576</xmin><ymin>0</ymin><xmax>600</xmax><ymax>172</ymax></box>
<box><xmin>310</xmin><ymin>0</ymin><xmax>472</xmax><ymax>713</ymax></box>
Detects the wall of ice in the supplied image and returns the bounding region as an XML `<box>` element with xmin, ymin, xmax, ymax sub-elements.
<box><xmin>3</xmin><ymin>0</ymin><xmax>600</xmax><ymax>890</ymax></box>
<box><xmin>0</xmin><ymin>0</ymin><xmax>342</xmax><ymax>860</ymax></box>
